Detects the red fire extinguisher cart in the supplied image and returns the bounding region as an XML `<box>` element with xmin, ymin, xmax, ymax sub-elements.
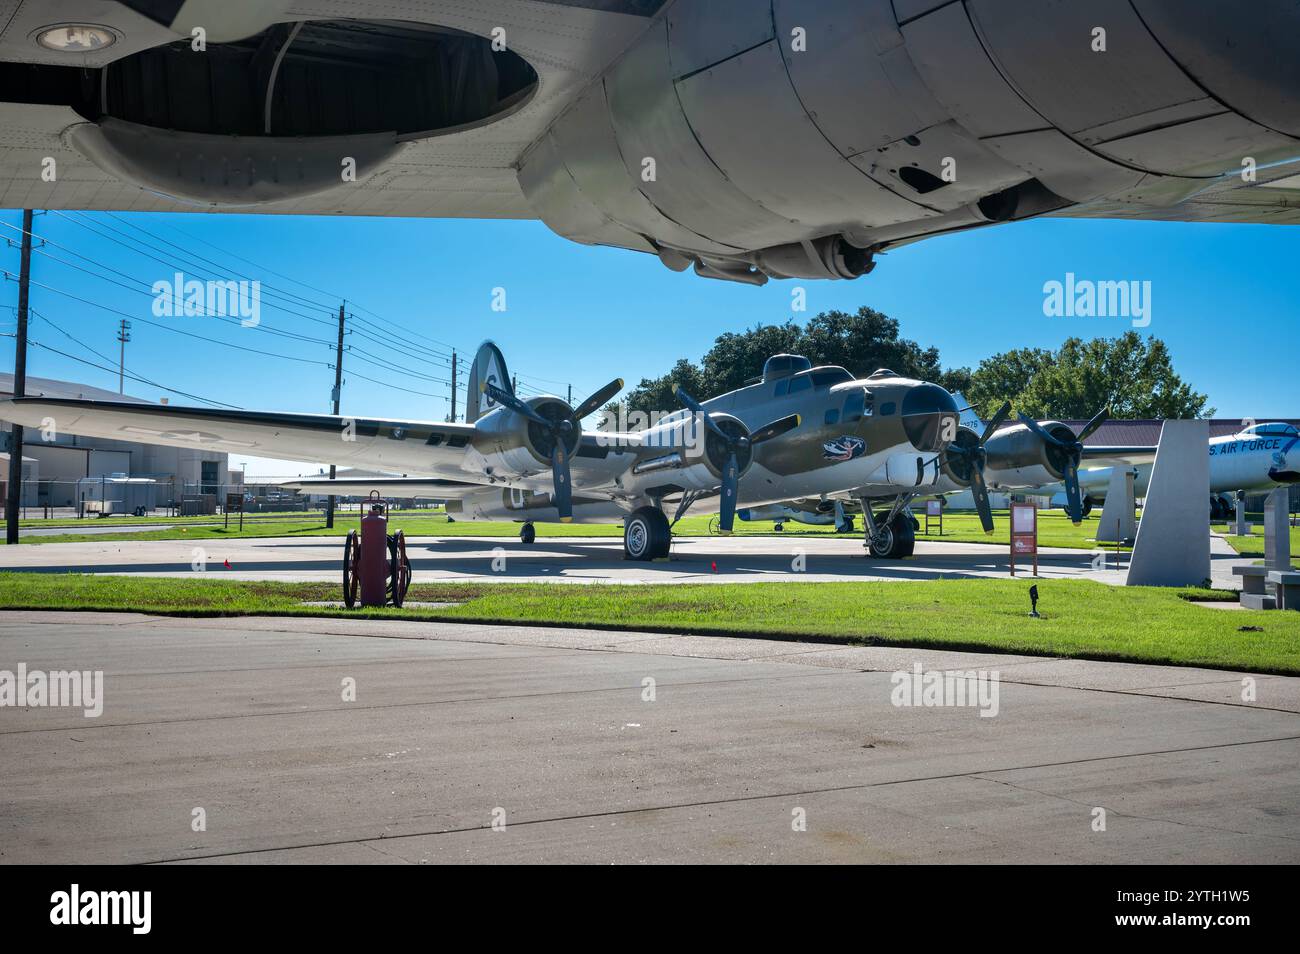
<box><xmin>342</xmin><ymin>492</ymin><xmax>411</xmax><ymax>608</ymax></box>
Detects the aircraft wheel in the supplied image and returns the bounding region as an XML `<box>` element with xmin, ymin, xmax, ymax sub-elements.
<box><xmin>1081</xmin><ymin>495</ymin><xmax>1094</xmax><ymax>518</ymax></box>
<box><xmin>836</xmin><ymin>517</ymin><xmax>855</xmax><ymax>534</ymax></box>
<box><xmin>1209</xmin><ymin>496</ymin><xmax>1223</xmax><ymax>521</ymax></box>
<box><xmin>868</xmin><ymin>511</ymin><xmax>914</xmax><ymax>559</ymax></box>
<box><xmin>774</xmin><ymin>522</ymin><xmax>784</xmax><ymax>532</ymax></box>
<box><xmin>625</xmin><ymin>507</ymin><xmax>670</xmax><ymax>560</ymax></box>
<box><xmin>519</xmin><ymin>523</ymin><xmax>536</xmax><ymax>545</ymax></box>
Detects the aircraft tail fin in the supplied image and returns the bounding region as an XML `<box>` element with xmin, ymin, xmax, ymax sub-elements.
<box><xmin>464</xmin><ymin>340</ymin><xmax>513</xmax><ymax>424</ymax></box>
<box><xmin>951</xmin><ymin>392</ymin><xmax>984</xmax><ymax>432</ymax></box>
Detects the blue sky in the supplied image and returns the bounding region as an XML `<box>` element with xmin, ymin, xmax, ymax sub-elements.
<box><xmin>1</xmin><ymin>208</ymin><xmax>1296</xmax><ymax>476</ymax></box>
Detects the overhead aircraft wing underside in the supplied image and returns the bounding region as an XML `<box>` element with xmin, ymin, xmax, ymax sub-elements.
<box><xmin>0</xmin><ymin>0</ymin><xmax>662</xmax><ymax>218</ymax></box>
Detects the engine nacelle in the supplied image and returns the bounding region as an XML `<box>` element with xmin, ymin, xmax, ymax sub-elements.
<box><xmin>616</xmin><ymin>411</ymin><xmax>754</xmax><ymax>499</ymax></box>
<box><xmin>469</xmin><ymin>397</ymin><xmax>579</xmax><ymax>480</ymax></box>
<box><xmin>984</xmin><ymin>420</ymin><xmax>1076</xmax><ymax>489</ymax></box>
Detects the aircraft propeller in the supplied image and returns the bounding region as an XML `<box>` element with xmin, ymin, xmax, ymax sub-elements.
<box><xmin>945</xmin><ymin>400</ymin><xmax>1012</xmax><ymax>534</ymax></box>
<box><xmin>481</xmin><ymin>377</ymin><xmax>624</xmax><ymax>522</ymax></box>
<box><xmin>1016</xmin><ymin>407</ymin><xmax>1110</xmax><ymax>525</ymax></box>
<box><xmin>672</xmin><ymin>385</ymin><xmax>800</xmax><ymax>534</ymax></box>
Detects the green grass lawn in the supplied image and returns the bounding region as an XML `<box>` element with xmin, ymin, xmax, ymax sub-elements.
<box><xmin>1215</xmin><ymin>523</ymin><xmax>1300</xmax><ymax>569</ymax></box>
<box><xmin>18</xmin><ymin>507</ymin><xmax>1126</xmax><ymax>550</ymax></box>
<box><xmin>1</xmin><ymin>572</ymin><xmax>1294</xmax><ymax>675</ymax></box>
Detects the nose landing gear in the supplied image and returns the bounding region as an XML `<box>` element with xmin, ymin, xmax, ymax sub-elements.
<box><xmin>519</xmin><ymin>522</ymin><xmax>536</xmax><ymax>544</ymax></box>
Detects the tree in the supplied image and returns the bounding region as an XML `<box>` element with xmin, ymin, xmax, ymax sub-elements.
<box><xmin>966</xmin><ymin>347</ymin><xmax>1055</xmax><ymax>416</ymax></box>
<box><xmin>974</xmin><ymin>333</ymin><xmax>1211</xmax><ymax>420</ymax></box>
<box><xmin>601</xmin><ymin>358</ymin><xmax>705</xmax><ymax>429</ymax></box>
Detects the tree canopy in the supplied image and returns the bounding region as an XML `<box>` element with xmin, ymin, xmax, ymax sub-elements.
<box><xmin>602</xmin><ymin>310</ymin><xmax>1210</xmax><ymax>426</ymax></box>
<box><xmin>966</xmin><ymin>332</ymin><xmax>1212</xmax><ymax>420</ymax></box>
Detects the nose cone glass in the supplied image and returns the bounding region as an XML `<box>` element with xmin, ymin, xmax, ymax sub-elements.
<box><xmin>901</xmin><ymin>384</ymin><xmax>959</xmax><ymax>452</ymax></box>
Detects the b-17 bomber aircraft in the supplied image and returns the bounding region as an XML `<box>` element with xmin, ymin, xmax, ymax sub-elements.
<box><xmin>0</xmin><ymin>342</ymin><xmax>992</xmax><ymax>560</ymax></box>
<box><xmin>1</xmin><ymin>1</ymin><xmax>1299</xmax><ymax>284</ymax></box>
<box><xmin>743</xmin><ymin>417</ymin><xmax>1300</xmax><ymax>534</ymax></box>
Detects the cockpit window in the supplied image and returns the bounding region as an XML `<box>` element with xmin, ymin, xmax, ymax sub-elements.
<box><xmin>843</xmin><ymin>389</ymin><xmax>866</xmax><ymax>422</ymax></box>
<box><xmin>1243</xmin><ymin>423</ymin><xmax>1299</xmax><ymax>438</ymax></box>
<box><xmin>810</xmin><ymin>367</ymin><xmax>853</xmax><ymax>388</ymax></box>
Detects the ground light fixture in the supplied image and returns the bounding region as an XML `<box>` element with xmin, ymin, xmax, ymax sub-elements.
<box><xmin>33</xmin><ymin>24</ymin><xmax>117</xmax><ymax>53</ymax></box>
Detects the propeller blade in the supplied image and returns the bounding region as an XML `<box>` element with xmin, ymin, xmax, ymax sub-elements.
<box><xmin>482</xmin><ymin>381</ymin><xmax>549</xmax><ymax>427</ymax></box>
<box><xmin>673</xmin><ymin>384</ymin><xmax>729</xmax><ymax>441</ymax></box>
<box><xmin>717</xmin><ymin>450</ymin><xmax>739</xmax><ymax>534</ymax></box>
<box><xmin>980</xmin><ymin>401</ymin><xmax>1013</xmax><ymax>445</ymax></box>
<box><xmin>1076</xmin><ymin>406</ymin><xmax>1110</xmax><ymax>443</ymax></box>
<box><xmin>969</xmin><ymin>465</ymin><xmax>995</xmax><ymax>534</ymax></box>
<box><xmin>1016</xmin><ymin>411</ymin><xmax>1072</xmax><ymax>448</ymax></box>
<box><xmin>749</xmin><ymin>413</ymin><xmax>801</xmax><ymax>445</ymax></box>
<box><xmin>551</xmin><ymin>441</ymin><xmax>573</xmax><ymax>522</ymax></box>
<box><xmin>1062</xmin><ymin>459</ymin><xmax>1083</xmax><ymax>525</ymax></box>
<box><xmin>571</xmin><ymin>378</ymin><xmax>624</xmax><ymax>422</ymax></box>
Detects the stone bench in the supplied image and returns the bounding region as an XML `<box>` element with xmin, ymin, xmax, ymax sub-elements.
<box><xmin>1234</xmin><ymin>565</ymin><xmax>1275</xmax><ymax>610</ymax></box>
<box><xmin>1267</xmin><ymin>571</ymin><xmax>1300</xmax><ymax>611</ymax></box>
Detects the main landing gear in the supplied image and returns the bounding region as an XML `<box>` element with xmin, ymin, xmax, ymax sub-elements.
<box><xmin>859</xmin><ymin>498</ymin><xmax>916</xmax><ymax>559</ymax></box>
<box><xmin>624</xmin><ymin>506</ymin><xmax>671</xmax><ymax>560</ymax></box>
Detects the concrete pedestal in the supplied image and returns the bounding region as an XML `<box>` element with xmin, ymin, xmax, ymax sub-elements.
<box><xmin>1096</xmin><ymin>468</ymin><xmax>1137</xmax><ymax>543</ymax></box>
<box><xmin>1126</xmin><ymin>420</ymin><xmax>1210</xmax><ymax>587</ymax></box>
<box><xmin>1264</xmin><ymin>488</ymin><xmax>1292</xmax><ymax>571</ymax></box>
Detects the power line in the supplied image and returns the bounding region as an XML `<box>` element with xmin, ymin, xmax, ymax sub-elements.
<box><xmin>14</xmin><ymin>211</ymin><xmax>582</xmax><ymax>405</ymax></box>
<box><xmin>30</xmin><ymin>308</ymin><xmax>237</xmax><ymax>408</ymax></box>
<box><xmin>1</xmin><ymin>270</ymin><xmax>337</xmax><ymax>368</ymax></box>
<box><xmin>50</xmin><ymin>211</ymin><xmax>340</xmax><ymax>327</ymax></box>
<box><xmin>84</xmin><ymin>213</ymin><xmax>575</xmax><ymax>395</ymax></box>
<box><xmin>2</xmin><ymin>331</ymin><xmax>241</xmax><ymax>408</ymax></box>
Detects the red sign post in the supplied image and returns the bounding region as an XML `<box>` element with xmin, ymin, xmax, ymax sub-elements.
<box><xmin>1010</xmin><ymin>502</ymin><xmax>1038</xmax><ymax>576</ymax></box>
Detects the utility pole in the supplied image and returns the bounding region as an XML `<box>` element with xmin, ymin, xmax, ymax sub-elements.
<box><xmin>5</xmin><ymin>209</ymin><xmax>33</xmax><ymax>545</ymax></box>
<box><xmin>449</xmin><ymin>349</ymin><xmax>457</xmax><ymax>422</ymax></box>
<box><xmin>116</xmin><ymin>319</ymin><xmax>131</xmax><ymax>393</ymax></box>
<box><xmin>326</xmin><ymin>303</ymin><xmax>345</xmax><ymax>529</ymax></box>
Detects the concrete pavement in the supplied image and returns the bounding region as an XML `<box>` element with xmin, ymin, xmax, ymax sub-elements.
<box><xmin>0</xmin><ymin>533</ymin><xmax>1253</xmax><ymax>587</ymax></box>
<box><xmin>1</xmin><ymin>611</ymin><xmax>1296</xmax><ymax>863</ymax></box>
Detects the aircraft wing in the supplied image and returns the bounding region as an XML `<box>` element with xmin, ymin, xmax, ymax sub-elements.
<box><xmin>1079</xmin><ymin>445</ymin><xmax>1158</xmax><ymax>468</ymax></box>
<box><xmin>0</xmin><ymin>3</ymin><xmax>661</xmax><ymax>219</ymax></box>
<box><xmin>278</xmin><ymin>476</ymin><xmax>483</xmax><ymax>498</ymax></box>
<box><xmin>1055</xmin><ymin>170</ymin><xmax>1300</xmax><ymax>227</ymax></box>
<box><xmin>0</xmin><ymin>397</ymin><xmax>486</xmax><ymax>480</ymax></box>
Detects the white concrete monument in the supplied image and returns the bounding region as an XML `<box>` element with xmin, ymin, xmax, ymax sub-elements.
<box><xmin>1096</xmin><ymin>467</ymin><xmax>1137</xmax><ymax>543</ymax></box>
<box><xmin>1126</xmin><ymin>420</ymin><xmax>1210</xmax><ymax>587</ymax></box>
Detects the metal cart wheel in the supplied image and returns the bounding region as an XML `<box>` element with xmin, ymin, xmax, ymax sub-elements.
<box><xmin>343</xmin><ymin>529</ymin><xmax>361</xmax><ymax>609</ymax></box>
<box><xmin>388</xmin><ymin>530</ymin><xmax>412</xmax><ymax>607</ymax></box>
